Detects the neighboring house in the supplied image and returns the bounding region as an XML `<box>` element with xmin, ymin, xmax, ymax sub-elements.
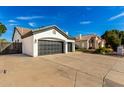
<box><xmin>12</xmin><ymin>25</ymin><xmax>75</xmax><ymax>57</ymax></box>
<box><xmin>75</xmin><ymin>34</ymin><xmax>105</xmax><ymax>49</ymax></box>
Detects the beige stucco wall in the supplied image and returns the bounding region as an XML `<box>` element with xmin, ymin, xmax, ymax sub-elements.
<box><xmin>76</xmin><ymin>40</ymin><xmax>88</xmax><ymax>49</ymax></box>
<box><xmin>76</xmin><ymin>36</ymin><xmax>105</xmax><ymax>49</ymax></box>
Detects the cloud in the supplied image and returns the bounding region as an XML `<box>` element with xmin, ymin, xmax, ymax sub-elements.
<box><xmin>108</xmin><ymin>12</ymin><xmax>124</xmax><ymax>21</ymax></box>
<box><xmin>8</xmin><ymin>20</ymin><xmax>16</xmax><ymax>22</ymax></box>
<box><xmin>16</xmin><ymin>16</ymin><xmax>44</xmax><ymax>20</ymax></box>
<box><xmin>28</xmin><ymin>22</ymin><xmax>36</xmax><ymax>27</ymax></box>
<box><xmin>80</xmin><ymin>21</ymin><xmax>92</xmax><ymax>25</ymax></box>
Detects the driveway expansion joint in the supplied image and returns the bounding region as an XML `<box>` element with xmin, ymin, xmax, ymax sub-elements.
<box><xmin>74</xmin><ymin>71</ymin><xmax>77</xmax><ymax>87</ymax></box>
<box><xmin>102</xmin><ymin>62</ymin><xmax>118</xmax><ymax>87</ymax></box>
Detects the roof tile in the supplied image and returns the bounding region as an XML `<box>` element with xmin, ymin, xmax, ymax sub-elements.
<box><xmin>16</xmin><ymin>27</ymin><xmax>32</xmax><ymax>36</ymax></box>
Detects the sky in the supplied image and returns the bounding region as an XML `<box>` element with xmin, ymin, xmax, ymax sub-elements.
<box><xmin>1</xmin><ymin>6</ymin><xmax>124</xmax><ymax>41</ymax></box>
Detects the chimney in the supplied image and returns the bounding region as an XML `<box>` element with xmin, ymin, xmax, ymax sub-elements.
<box><xmin>66</xmin><ymin>32</ymin><xmax>68</xmax><ymax>35</ymax></box>
<box><xmin>79</xmin><ymin>34</ymin><xmax>82</xmax><ymax>39</ymax></box>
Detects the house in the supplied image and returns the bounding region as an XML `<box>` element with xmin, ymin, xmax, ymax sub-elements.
<box><xmin>12</xmin><ymin>25</ymin><xmax>75</xmax><ymax>57</ymax></box>
<box><xmin>75</xmin><ymin>34</ymin><xmax>105</xmax><ymax>49</ymax></box>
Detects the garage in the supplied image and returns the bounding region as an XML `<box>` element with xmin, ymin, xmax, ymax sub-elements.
<box><xmin>38</xmin><ymin>40</ymin><xmax>64</xmax><ymax>55</ymax></box>
<box><xmin>68</xmin><ymin>42</ymin><xmax>72</xmax><ymax>52</ymax></box>
<box><xmin>16</xmin><ymin>25</ymin><xmax>75</xmax><ymax>57</ymax></box>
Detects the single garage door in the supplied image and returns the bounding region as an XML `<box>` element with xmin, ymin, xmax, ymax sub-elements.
<box><xmin>38</xmin><ymin>40</ymin><xmax>64</xmax><ymax>55</ymax></box>
<box><xmin>68</xmin><ymin>42</ymin><xmax>72</xmax><ymax>52</ymax></box>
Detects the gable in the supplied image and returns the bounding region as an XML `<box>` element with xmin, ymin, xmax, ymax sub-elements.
<box><xmin>12</xmin><ymin>29</ymin><xmax>22</xmax><ymax>42</ymax></box>
<box><xmin>34</xmin><ymin>28</ymin><xmax>69</xmax><ymax>41</ymax></box>
<box><xmin>33</xmin><ymin>26</ymin><xmax>74</xmax><ymax>40</ymax></box>
<box><xmin>16</xmin><ymin>27</ymin><xmax>31</xmax><ymax>36</ymax></box>
<box><xmin>12</xmin><ymin>27</ymin><xmax>32</xmax><ymax>40</ymax></box>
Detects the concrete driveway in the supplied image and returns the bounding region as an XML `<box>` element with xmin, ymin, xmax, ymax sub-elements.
<box><xmin>0</xmin><ymin>52</ymin><xmax>124</xmax><ymax>87</ymax></box>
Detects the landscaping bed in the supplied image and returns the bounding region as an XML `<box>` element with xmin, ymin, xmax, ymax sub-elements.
<box><xmin>76</xmin><ymin>47</ymin><xmax>124</xmax><ymax>58</ymax></box>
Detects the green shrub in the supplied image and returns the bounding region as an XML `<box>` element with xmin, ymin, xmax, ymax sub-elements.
<box><xmin>95</xmin><ymin>47</ymin><xmax>105</xmax><ymax>54</ymax></box>
<box><xmin>95</xmin><ymin>47</ymin><xmax>113</xmax><ymax>54</ymax></box>
<box><xmin>105</xmin><ymin>48</ymin><xmax>113</xmax><ymax>54</ymax></box>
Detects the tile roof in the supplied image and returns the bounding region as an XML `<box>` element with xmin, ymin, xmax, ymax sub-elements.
<box><xmin>76</xmin><ymin>34</ymin><xmax>100</xmax><ymax>41</ymax></box>
<box><xmin>16</xmin><ymin>27</ymin><xmax>32</xmax><ymax>36</ymax></box>
<box><xmin>13</xmin><ymin>25</ymin><xmax>75</xmax><ymax>40</ymax></box>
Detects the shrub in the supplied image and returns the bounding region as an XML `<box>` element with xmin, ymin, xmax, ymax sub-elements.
<box><xmin>105</xmin><ymin>48</ymin><xmax>113</xmax><ymax>54</ymax></box>
<box><xmin>95</xmin><ymin>47</ymin><xmax>113</xmax><ymax>55</ymax></box>
<box><xmin>95</xmin><ymin>47</ymin><xmax>105</xmax><ymax>54</ymax></box>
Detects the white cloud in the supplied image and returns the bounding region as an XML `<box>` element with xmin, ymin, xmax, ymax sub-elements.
<box><xmin>8</xmin><ymin>20</ymin><xmax>16</xmax><ymax>22</ymax></box>
<box><xmin>28</xmin><ymin>22</ymin><xmax>36</xmax><ymax>27</ymax></box>
<box><xmin>108</xmin><ymin>12</ymin><xmax>124</xmax><ymax>21</ymax></box>
<box><xmin>80</xmin><ymin>21</ymin><xmax>92</xmax><ymax>25</ymax></box>
<box><xmin>16</xmin><ymin>16</ymin><xmax>44</xmax><ymax>20</ymax></box>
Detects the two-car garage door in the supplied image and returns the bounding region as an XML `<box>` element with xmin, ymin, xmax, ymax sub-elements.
<box><xmin>38</xmin><ymin>40</ymin><xmax>73</xmax><ymax>56</ymax></box>
<box><xmin>38</xmin><ymin>40</ymin><xmax>64</xmax><ymax>55</ymax></box>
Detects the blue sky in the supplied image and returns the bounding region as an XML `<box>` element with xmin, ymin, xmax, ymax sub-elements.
<box><xmin>1</xmin><ymin>6</ymin><xmax>124</xmax><ymax>41</ymax></box>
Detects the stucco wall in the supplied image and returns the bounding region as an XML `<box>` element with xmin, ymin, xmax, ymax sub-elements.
<box><xmin>75</xmin><ymin>41</ymin><xmax>81</xmax><ymax>48</ymax></box>
<box><xmin>13</xmin><ymin>30</ymin><xmax>22</xmax><ymax>42</ymax></box>
<box><xmin>22</xmin><ymin>36</ymin><xmax>33</xmax><ymax>56</ymax></box>
<box><xmin>33</xmin><ymin>29</ymin><xmax>75</xmax><ymax>57</ymax></box>
<box><xmin>76</xmin><ymin>40</ymin><xmax>88</xmax><ymax>49</ymax></box>
<box><xmin>21</xmin><ymin>28</ymin><xmax>75</xmax><ymax>57</ymax></box>
<box><xmin>34</xmin><ymin>29</ymin><xmax>74</xmax><ymax>42</ymax></box>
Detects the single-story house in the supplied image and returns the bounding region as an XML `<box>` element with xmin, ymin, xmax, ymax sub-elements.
<box><xmin>75</xmin><ymin>34</ymin><xmax>105</xmax><ymax>49</ymax></box>
<box><xmin>12</xmin><ymin>25</ymin><xmax>75</xmax><ymax>57</ymax></box>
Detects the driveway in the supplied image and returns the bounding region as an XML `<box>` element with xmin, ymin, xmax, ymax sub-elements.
<box><xmin>0</xmin><ymin>52</ymin><xmax>124</xmax><ymax>87</ymax></box>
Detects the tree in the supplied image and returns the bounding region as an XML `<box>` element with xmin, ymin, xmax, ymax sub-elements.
<box><xmin>0</xmin><ymin>22</ymin><xmax>7</xmax><ymax>36</ymax></box>
<box><xmin>0</xmin><ymin>22</ymin><xmax>7</xmax><ymax>52</ymax></box>
<box><xmin>0</xmin><ymin>39</ymin><xmax>7</xmax><ymax>42</ymax></box>
<box><xmin>101</xmin><ymin>30</ymin><xmax>121</xmax><ymax>51</ymax></box>
<box><xmin>120</xmin><ymin>31</ymin><xmax>124</xmax><ymax>45</ymax></box>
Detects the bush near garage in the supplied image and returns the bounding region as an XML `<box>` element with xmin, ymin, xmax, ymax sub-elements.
<box><xmin>95</xmin><ymin>47</ymin><xmax>113</xmax><ymax>55</ymax></box>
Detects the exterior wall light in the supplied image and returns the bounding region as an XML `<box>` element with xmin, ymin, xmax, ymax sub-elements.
<box><xmin>35</xmin><ymin>39</ymin><xmax>37</xmax><ymax>43</ymax></box>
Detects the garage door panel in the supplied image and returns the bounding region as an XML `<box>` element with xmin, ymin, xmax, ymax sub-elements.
<box><xmin>38</xmin><ymin>40</ymin><xmax>63</xmax><ymax>56</ymax></box>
